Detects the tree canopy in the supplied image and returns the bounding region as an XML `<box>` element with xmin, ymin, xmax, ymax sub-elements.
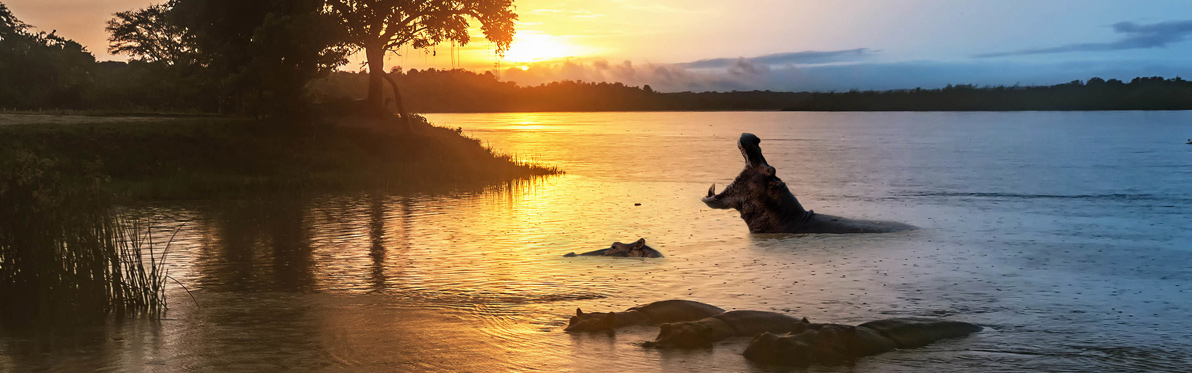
<box><xmin>105</xmin><ymin>4</ymin><xmax>197</xmax><ymax>66</ymax></box>
<box><xmin>103</xmin><ymin>0</ymin><xmax>350</xmax><ymax>115</ymax></box>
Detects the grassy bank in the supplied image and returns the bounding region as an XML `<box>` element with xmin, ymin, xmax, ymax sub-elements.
<box><xmin>0</xmin><ymin>114</ymin><xmax>559</xmax><ymax>200</ymax></box>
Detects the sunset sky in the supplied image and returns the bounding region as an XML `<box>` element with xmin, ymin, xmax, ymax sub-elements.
<box><xmin>7</xmin><ymin>0</ymin><xmax>1192</xmax><ymax>91</ymax></box>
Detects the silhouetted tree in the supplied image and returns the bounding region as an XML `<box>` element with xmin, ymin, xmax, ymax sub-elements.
<box><xmin>0</xmin><ymin>3</ymin><xmax>95</xmax><ymax>108</ymax></box>
<box><xmin>106</xmin><ymin>4</ymin><xmax>198</xmax><ymax>66</ymax></box>
<box><xmin>105</xmin><ymin>0</ymin><xmax>349</xmax><ymax>115</ymax></box>
<box><xmin>324</xmin><ymin>0</ymin><xmax>517</xmax><ymax>123</ymax></box>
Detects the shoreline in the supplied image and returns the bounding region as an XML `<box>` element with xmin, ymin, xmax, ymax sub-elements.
<box><xmin>0</xmin><ymin>114</ymin><xmax>560</xmax><ymax>201</ymax></box>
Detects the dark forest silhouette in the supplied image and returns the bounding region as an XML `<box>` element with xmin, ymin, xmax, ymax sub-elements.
<box><xmin>307</xmin><ymin>68</ymin><xmax>810</xmax><ymax>112</ymax></box>
<box><xmin>310</xmin><ymin>69</ymin><xmax>1192</xmax><ymax>112</ymax></box>
<box><xmin>784</xmin><ymin>77</ymin><xmax>1192</xmax><ymax>111</ymax></box>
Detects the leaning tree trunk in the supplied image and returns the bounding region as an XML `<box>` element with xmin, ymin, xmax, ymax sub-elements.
<box><xmin>365</xmin><ymin>44</ymin><xmax>387</xmax><ymax>118</ymax></box>
<box><xmin>381</xmin><ymin>73</ymin><xmax>410</xmax><ymax>127</ymax></box>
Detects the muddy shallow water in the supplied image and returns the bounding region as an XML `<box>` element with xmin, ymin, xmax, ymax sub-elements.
<box><xmin>2</xmin><ymin>111</ymin><xmax>1191</xmax><ymax>372</ymax></box>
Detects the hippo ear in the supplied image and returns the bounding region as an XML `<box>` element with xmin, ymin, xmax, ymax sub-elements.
<box><xmin>801</xmin><ymin>317</ymin><xmax>809</xmax><ymax>323</ymax></box>
<box><xmin>633</xmin><ymin>238</ymin><xmax>645</xmax><ymax>249</ymax></box>
<box><xmin>576</xmin><ymin>308</ymin><xmax>584</xmax><ymax>317</ymax></box>
<box><xmin>762</xmin><ymin>165</ymin><xmax>775</xmax><ymax>177</ymax></box>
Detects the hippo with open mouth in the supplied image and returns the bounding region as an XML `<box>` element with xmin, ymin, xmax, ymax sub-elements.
<box><xmin>702</xmin><ymin>133</ymin><xmax>915</xmax><ymax>233</ymax></box>
<box><xmin>742</xmin><ymin>318</ymin><xmax>983</xmax><ymax>367</ymax></box>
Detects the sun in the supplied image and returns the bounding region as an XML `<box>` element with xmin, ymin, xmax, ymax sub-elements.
<box><xmin>500</xmin><ymin>31</ymin><xmax>592</xmax><ymax>63</ymax></box>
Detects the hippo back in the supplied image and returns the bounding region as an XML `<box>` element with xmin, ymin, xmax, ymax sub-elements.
<box><xmin>714</xmin><ymin>310</ymin><xmax>810</xmax><ymax>336</ymax></box>
<box><xmin>632</xmin><ymin>300</ymin><xmax>725</xmax><ymax>323</ymax></box>
<box><xmin>804</xmin><ymin>214</ymin><xmax>917</xmax><ymax>234</ymax></box>
<box><xmin>858</xmin><ymin>318</ymin><xmax>983</xmax><ymax>349</ymax></box>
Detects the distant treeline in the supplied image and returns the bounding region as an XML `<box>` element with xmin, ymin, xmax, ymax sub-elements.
<box><xmin>311</xmin><ymin>70</ymin><xmax>1192</xmax><ymax>112</ymax></box>
<box><xmin>785</xmin><ymin>77</ymin><xmax>1192</xmax><ymax>111</ymax></box>
<box><xmin>308</xmin><ymin>69</ymin><xmax>809</xmax><ymax>112</ymax></box>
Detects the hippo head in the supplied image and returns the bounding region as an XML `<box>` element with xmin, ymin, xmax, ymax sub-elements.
<box><xmin>702</xmin><ymin>133</ymin><xmax>809</xmax><ymax>232</ymax></box>
<box><xmin>743</xmin><ymin>332</ymin><xmax>815</xmax><ymax>367</ymax></box>
<box><xmin>742</xmin><ymin>325</ymin><xmax>858</xmax><ymax>367</ymax></box>
<box><xmin>642</xmin><ymin>322</ymin><xmax>717</xmax><ymax>348</ymax></box>
<box><xmin>607</xmin><ymin>239</ymin><xmax>647</xmax><ymax>256</ymax></box>
<box><xmin>564</xmin><ymin>308</ymin><xmax>617</xmax><ymax>332</ymax></box>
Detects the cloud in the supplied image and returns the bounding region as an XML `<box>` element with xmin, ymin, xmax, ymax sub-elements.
<box><xmin>976</xmin><ymin>20</ymin><xmax>1192</xmax><ymax>58</ymax></box>
<box><xmin>678</xmin><ymin>48</ymin><xmax>874</xmax><ymax>69</ymax></box>
<box><xmin>498</xmin><ymin>56</ymin><xmax>1192</xmax><ymax>93</ymax></box>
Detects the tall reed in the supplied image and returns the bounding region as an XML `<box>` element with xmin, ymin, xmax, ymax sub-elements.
<box><xmin>0</xmin><ymin>149</ymin><xmax>168</xmax><ymax>326</ymax></box>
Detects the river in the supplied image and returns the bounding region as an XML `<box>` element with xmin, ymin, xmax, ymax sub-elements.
<box><xmin>2</xmin><ymin>111</ymin><xmax>1190</xmax><ymax>372</ymax></box>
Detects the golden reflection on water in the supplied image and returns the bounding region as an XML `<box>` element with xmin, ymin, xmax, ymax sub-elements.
<box><xmin>133</xmin><ymin>171</ymin><xmax>929</xmax><ymax>371</ymax></box>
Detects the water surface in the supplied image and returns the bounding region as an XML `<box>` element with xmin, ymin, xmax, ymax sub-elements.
<box><xmin>2</xmin><ymin>111</ymin><xmax>1190</xmax><ymax>371</ymax></box>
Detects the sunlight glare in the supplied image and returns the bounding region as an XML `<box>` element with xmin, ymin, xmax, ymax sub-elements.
<box><xmin>501</xmin><ymin>31</ymin><xmax>591</xmax><ymax>63</ymax></box>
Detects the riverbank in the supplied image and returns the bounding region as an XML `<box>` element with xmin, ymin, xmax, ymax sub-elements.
<box><xmin>0</xmin><ymin>114</ymin><xmax>559</xmax><ymax>200</ymax></box>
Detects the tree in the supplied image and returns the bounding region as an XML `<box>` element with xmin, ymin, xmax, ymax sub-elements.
<box><xmin>0</xmin><ymin>2</ymin><xmax>30</xmax><ymax>42</ymax></box>
<box><xmin>325</xmin><ymin>0</ymin><xmax>517</xmax><ymax>123</ymax></box>
<box><xmin>106</xmin><ymin>0</ymin><xmax>349</xmax><ymax>115</ymax></box>
<box><xmin>0</xmin><ymin>3</ymin><xmax>95</xmax><ymax>108</ymax></box>
<box><xmin>171</xmin><ymin>0</ymin><xmax>350</xmax><ymax>115</ymax></box>
<box><xmin>105</xmin><ymin>3</ymin><xmax>198</xmax><ymax>66</ymax></box>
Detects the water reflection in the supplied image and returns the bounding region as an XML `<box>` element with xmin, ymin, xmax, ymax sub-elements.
<box><xmin>4</xmin><ymin>111</ymin><xmax>1192</xmax><ymax>372</ymax></box>
<box><xmin>193</xmin><ymin>198</ymin><xmax>317</xmax><ymax>292</ymax></box>
<box><xmin>368</xmin><ymin>192</ymin><xmax>387</xmax><ymax>292</ymax></box>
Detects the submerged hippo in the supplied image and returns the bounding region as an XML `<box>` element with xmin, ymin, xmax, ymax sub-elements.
<box><xmin>743</xmin><ymin>318</ymin><xmax>982</xmax><ymax>367</ymax></box>
<box><xmin>564</xmin><ymin>300</ymin><xmax>726</xmax><ymax>332</ymax></box>
<box><xmin>702</xmin><ymin>133</ymin><xmax>915</xmax><ymax>233</ymax></box>
<box><xmin>642</xmin><ymin>310</ymin><xmax>810</xmax><ymax>348</ymax></box>
<box><xmin>563</xmin><ymin>238</ymin><xmax>663</xmax><ymax>258</ymax></box>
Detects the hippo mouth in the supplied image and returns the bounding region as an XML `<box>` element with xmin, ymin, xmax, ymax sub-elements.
<box><xmin>702</xmin><ymin>183</ymin><xmax>732</xmax><ymax>209</ymax></box>
<box><xmin>702</xmin><ymin>133</ymin><xmax>768</xmax><ymax>210</ymax></box>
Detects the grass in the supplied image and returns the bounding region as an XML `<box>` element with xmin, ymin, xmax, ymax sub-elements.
<box><xmin>0</xmin><ymin>150</ymin><xmax>169</xmax><ymax>326</ymax></box>
<box><xmin>0</xmin><ymin>113</ymin><xmax>560</xmax><ymax>200</ymax></box>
